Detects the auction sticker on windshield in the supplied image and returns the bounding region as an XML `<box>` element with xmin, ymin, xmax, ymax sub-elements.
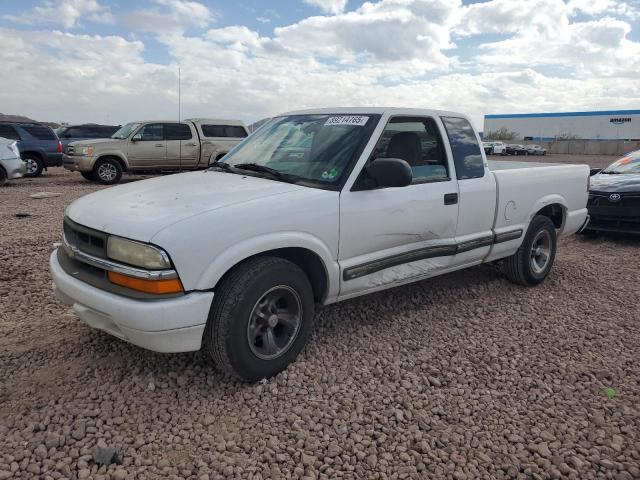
<box><xmin>324</xmin><ymin>116</ymin><xmax>369</xmax><ymax>127</ymax></box>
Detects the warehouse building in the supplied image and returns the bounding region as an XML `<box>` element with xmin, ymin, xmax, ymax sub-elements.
<box><xmin>483</xmin><ymin>109</ymin><xmax>640</xmax><ymax>141</ymax></box>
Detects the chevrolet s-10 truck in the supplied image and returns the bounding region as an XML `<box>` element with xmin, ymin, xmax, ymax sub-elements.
<box><xmin>50</xmin><ymin>108</ymin><xmax>590</xmax><ymax>381</ymax></box>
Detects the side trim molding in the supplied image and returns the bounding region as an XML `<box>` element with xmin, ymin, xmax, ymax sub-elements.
<box><xmin>343</xmin><ymin>228</ymin><xmax>523</xmax><ymax>281</ymax></box>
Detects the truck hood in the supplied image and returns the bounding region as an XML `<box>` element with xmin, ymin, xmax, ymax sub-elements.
<box><xmin>590</xmin><ymin>172</ymin><xmax>640</xmax><ymax>193</ymax></box>
<box><xmin>71</xmin><ymin>138</ymin><xmax>123</xmax><ymax>147</ymax></box>
<box><xmin>66</xmin><ymin>171</ymin><xmax>305</xmax><ymax>242</ymax></box>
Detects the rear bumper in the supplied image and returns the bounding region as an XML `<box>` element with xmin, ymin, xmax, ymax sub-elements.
<box><xmin>45</xmin><ymin>153</ymin><xmax>63</xmax><ymax>167</ymax></box>
<box><xmin>50</xmin><ymin>250</ymin><xmax>213</xmax><ymax>352</ymax></box>
<box><xmin>1</xmin><ymin>157</ymin><xmax>26</xmax><ymax>179</ymax></box>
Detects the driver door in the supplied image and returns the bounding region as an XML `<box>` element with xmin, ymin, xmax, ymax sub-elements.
<box><xmin>128</xmin><ymin>123</ymin><xmax>166</xmax><ymax>169</ymax></box>
<box><xmin>338</xmin><ymin>116</ymin><xmax>459</xmax><ymax>298</ymax></box>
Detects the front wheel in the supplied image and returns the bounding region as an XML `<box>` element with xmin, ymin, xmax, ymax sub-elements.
<box><xmin>203</xmin><ymin>256</ymin><xmax>315</xmax><ymax>382</ymax></box>
<box><xmin>0</xmin><ymin>167</ymin><xmax>7</xmax><ymax>186</ymax></box>
<box><xmin>503</xmin><ymin>215</ymin><xmax>557</xmax><ymax>286</ymax></box>
<box><xmin>93</xmin><ymin>158</ymin><xmax>122</xmax><ymax>184</ymax></box>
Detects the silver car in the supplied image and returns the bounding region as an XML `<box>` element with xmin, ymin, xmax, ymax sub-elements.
<box><xmin>0</xmin><ymin>137</ymin><xmax>26</xmax><ymax>186</ymax></box>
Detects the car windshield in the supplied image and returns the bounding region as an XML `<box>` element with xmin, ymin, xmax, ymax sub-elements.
<box><xmin>215</xmin><ymin>114</ymin><xmax>379</xmax><ymax>188</ymax></box>
<box><xmin>111</xmin><ymin>122</ymin><xmax>141</xmax><ymax>139</ymax></box>
<box><xmin>602</xmin><ymin>152</ymin><xmax>640</xmax><ymax>174</ymax></box>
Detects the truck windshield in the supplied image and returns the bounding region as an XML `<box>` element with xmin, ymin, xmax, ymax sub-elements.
<box><xmin>601</xmin><ymin>152</ymin><xmax>640</xmax><ymax>174</ymax></box>
<box><xmin>217</xmin><ymin>114</ymin><xmax>379</xmax><ymax>188</ymax></box>
<box><xmin>112</xmin><ymin>122</ymin><xmax>141</xmax><ymax>139</ymax></box>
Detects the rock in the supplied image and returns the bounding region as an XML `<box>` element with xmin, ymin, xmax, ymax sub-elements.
<box><xmin>30</xmin><ymin>192</ymin><xmax>63</xmax><ymax>199</ymax></box>
<box><xmin>112</xmin><ymin>468</ymin><xmax>127</xmax><ymax>480</ymax></box>
<box><xmin>34</xmin><ymin>444</ymin><xmax>48</xmax><ymax>459</ymax></box>
<box><xmin>92</xmin><ymin>445</ymin><xmax>118</xmax><ymax>466</ymax></box>
<box><xmin>537</xmin><ymin>443</ymin><xmax>552</xmax><ymax>457</ymax></box>
<box><xmin>366</xmin><ymin>455</ymin><xmax>378</xmax><ymax>468</ymax></box>
<box><xmin>202</xmin><ymin>414</ymin><xmax>216</xmax><ymax>427</ymax></box>
<box><xmin>327</xmin><ymin>444</ymin><xmax>341</xmax><ymax>458</ymax></box>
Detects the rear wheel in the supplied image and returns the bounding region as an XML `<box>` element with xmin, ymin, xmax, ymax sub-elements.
<box><xmin>93</xmin><ymin>158</ymin><xmax>122</xmax><ymax>184</ymax></box>
<box><xmin>503</xmin><ymin>215</ymin><xmax>557</xmax><ymax>286</ymax></box>
<box><xmin>203</xmin><ymin>256</ymin><xmax>315</xmax><ymax>382</ymax></box>
<box><xmin>22</xmin><ymin>154</ymin><xmax>43</xmax><ymax>177</ymax></box>
<box><xmin>0</xmin><ymin>167</ymin><xmax>7</xmax><ymax>186</ymax></box>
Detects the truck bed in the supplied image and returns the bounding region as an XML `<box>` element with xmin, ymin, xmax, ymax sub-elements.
<box><xmin>488</xmin><ymin>159</ymin><xmax>563</xmax><ymax>170</ymax></box>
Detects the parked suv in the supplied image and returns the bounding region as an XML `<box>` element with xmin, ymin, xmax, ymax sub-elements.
<box><xmin>0</xmin><ymin>122</ymin><xmax>62</xmax><ymax>177</ymax></box>
<box><xmin>64</xmin><ymin>119</ymin><xmax>248</xmax><ymax>184</ymax></box>
<box><xmin>57</xmin><ymin>124</ymin><xmax>120</xmax><ymax>152</ymax></box>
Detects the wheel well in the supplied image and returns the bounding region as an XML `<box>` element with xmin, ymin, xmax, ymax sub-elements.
<box><xmin>20</xmin><ymin>151</ymin><xmax>42</xmax><ymax>160</ymax></box>
<box><xmin>97</xmin><ymin>155</ymin><xmax>126</xmax><ymax>172</ymax></box>
<box><xmin>215</xmin><ymin>153</ymin><xmax>227</xmax><ymax>161</ymax></box>
<box><xmin>535</xmin><ymin>203</ymin><xmax>565</xmax><ymax>229</ymax></box>
<box><xmin>217</xmin><ymin>248</ymin><xmax>329</xmax><ymax>304</ymax></box>
<box><xmin>0</xmin><ymin>164</ymin><xmax>6</xmax><ymax>177</ymax></box>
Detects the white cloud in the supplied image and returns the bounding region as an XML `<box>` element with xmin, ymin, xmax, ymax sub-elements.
<box><xmin>3</xmin><ymin>0</ymin><xmax>114</xmax><ymax>28</ymax></box>
<box><xmin>276</xmin><ymin>0</ymin><xmax>460</xmax><ymax>69</ymax></box>
<box><xmin>126</xmin><ymin>0</ymin><xmax>214</xmax><ymax>33</ymax></box>
<box><xmin>1</xmin><ymin>0</ymin><xmax>639</xmax><ymax>128</ymax></box>
<box><xmin>303</xmin><ymin>0</ymin><xmax>349</xmax><ymax>15</ymax></box>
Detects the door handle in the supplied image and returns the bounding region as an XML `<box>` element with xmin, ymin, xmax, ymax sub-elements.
<box><xmin>184</xmin><ymin>143</ymin><xmax>197</xmax><ymax>147</ymax></box>
<box><xmin>444</xmin><ymin>193</ymin><xmax>458</xmax><ymax>205</ymax></box>
<box><xmin>155</xmin><ymin>144</ymin><xmax>164</xmax><ymax>147</ymax></box>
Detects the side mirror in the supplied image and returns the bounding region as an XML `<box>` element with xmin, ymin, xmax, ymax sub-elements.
<box><xmin>590</xmin><ymin>168</ymin><xmax>602</xmax><ymax>176</ymax></box>
<box><xmin>131</xmin><ymin>134</ymin><xmax>142</xmax><ymax>142</ymax></box>
<box><xmin>366</xmin><ymin>158</ymin><xmax>412</xmax><ymax>188</ymax></box>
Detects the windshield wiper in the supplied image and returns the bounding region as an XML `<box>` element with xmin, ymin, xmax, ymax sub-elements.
<box><xmin>209</xmin><ymin>161</ymin><xmax>233</xmax><ymax>172</ymax></box>
<box><xmin>233</xmin><ymin>163</ymin><xmax>299</xmax><ymax>183</ymax></box>
<box><xmin>600</xmin><ymin>171</ymin><xmax>623</xmax><ymax>174</ymax></box>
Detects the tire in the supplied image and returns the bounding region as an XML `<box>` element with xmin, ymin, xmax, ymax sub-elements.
<box><xmin>22</xmin><ymin>154</ymin><xmax>43</xmax><ymax>177</ymax></box>
<box><xmin>93</xmin><ymin>158</ymin><xmax>122</xmax><ymax>184</ymax></box>
<box><xmin>203</xmin><ymin>256</ymin><xmax>315</xmax><ymax>382</ymax></box>
<box><xmin>503</xmin><ymin>215</ymin><xmax>557</xmax><ymax>286</ymax></box>
<box><xmin>80</xmin><ymin>171</ymin><xmax>95</xmax><ymax>181</ymax></box>
<box><xmin>0</xmin><ymin>167</ymin><xmax>6</xmax><ymax>186</ymax></box>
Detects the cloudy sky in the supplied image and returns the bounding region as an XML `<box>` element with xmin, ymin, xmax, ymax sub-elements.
<box><xmin>0</xmin><ymin>0</ymin><xmax>639</xmax><ymax>129</ymax></box>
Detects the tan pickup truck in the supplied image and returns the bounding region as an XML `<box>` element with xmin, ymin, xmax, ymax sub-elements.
<box><xmin>63</xmin><ymin>118</ymin><xmax>249</xmax><ymax>184</ymax></box>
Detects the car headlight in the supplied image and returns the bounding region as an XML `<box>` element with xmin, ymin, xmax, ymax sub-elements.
<box><xmin>79</xmin><ymin>146</ymin><xmax>94</xmax><ymax>156</ymax></box>
<box><xmin>107</xmin><ymin>236</ymin><xmax>171</xmax><ymax>269</ymax></box>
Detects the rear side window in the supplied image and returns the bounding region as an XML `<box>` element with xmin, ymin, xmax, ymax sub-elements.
<box><xmin>0</xmin><ymin>125</ymin><xmax>20</xmax><ymax>140</ymax></box>
<box><xmin>201</xmin><ymin>125</ymin><xmax>226</xmax><ymax>137</ymax></box>
<box><xmin>21</xmin><ymin>125</ymin><xmax>56</xmax><ymax>140</ymax></box>
<box><xmin>441</xmin><ymin>117</ymin><xmax>484</xmax><ymax>180</ymax></box>
<box><xmin>225</xmin><ymin>126</ymin><xmax>247</xmax><ymax>138</ymax></box>
<box><xmin>201</xmin><ymin>125</ymin><xmax>247</xmax><ymax>138</ymax></box>
<box><xmin>165</xmin><ymin>123</ymin><xmax>192</xmax><ymax>140</ymax></box>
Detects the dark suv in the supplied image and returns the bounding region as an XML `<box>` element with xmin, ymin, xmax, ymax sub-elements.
<box><xmin>57</xmin><ymin>124</ymin><xmax>120</xmax><ymax>152</ymax></box>
<box><xmin>0</xmin><ymin>122</ymin><xmax>62</xmax><ymax>177</ymax></box>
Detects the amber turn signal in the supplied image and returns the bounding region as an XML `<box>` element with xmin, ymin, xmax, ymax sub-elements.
<box><xmin>107</xmin><ymin>271</ymin><xmax>184</xmax><ymax>294</ymax></box>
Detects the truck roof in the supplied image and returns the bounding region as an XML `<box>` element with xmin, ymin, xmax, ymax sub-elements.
<box><xmin>184</xmin><ymin>118</ymin><xmax>246</xmax><ymax>126</ymax></box>
<box><xmin>279</xmin><ymin>107</ymin><xmax>472</xmax><ymax>119</ymax></box>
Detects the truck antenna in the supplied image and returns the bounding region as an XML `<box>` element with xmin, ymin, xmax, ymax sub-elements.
<box><xmin>178</xmin><ymin>65</ymin><xmax>181</xmax><ymax>121</ymax></box>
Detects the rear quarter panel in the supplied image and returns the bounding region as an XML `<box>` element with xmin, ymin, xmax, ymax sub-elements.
<box><xmin>486</xmin><ymin>163</ymin><xmax>589</xmax><ymax>261</ymax></box>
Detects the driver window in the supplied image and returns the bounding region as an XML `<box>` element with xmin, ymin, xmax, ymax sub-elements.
<box><xmin>372</xmin><ymin>116</ymin><xmax>449</xmax><ymax>184</ymax></box>
<box><xmin>136</xmin><ymin>124</ymin><xmax>164</xmax><ymax>141</ymax></box>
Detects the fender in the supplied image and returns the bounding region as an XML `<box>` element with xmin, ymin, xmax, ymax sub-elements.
<box><xmin>193</xmin><ymin>231</ymin><xmax>340</xmax><ymax>300</ymax></box>
<box><xmin>95</xmin><ymin>151</ymin><xmax>129</xmax><ymax>169</ymax></box>
<box><xmin>527</xmin><ymin>193</ymin><xmax>568</xmax><ymax>230</ymax></box>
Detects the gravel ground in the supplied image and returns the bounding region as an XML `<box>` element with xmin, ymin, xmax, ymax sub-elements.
<box><xmin>1</xmin><ymin>162</ymin><xmax>639</xmax><ymax>480</ymax></box>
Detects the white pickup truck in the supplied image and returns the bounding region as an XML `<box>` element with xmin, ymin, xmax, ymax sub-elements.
<box><xmin>50</xmin><ymin>108</ymin><xmax>589</xmax><ymax>381</ymax></box>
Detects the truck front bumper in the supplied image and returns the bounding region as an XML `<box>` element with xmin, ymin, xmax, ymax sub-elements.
<box><xmin>50</xmin><ymin>250</ymin><xmax>213</xmax><ymax>353</ymax></box>
<box><xmin>63</xmin><ymin>154</ymin><xmax>95</xmax><ymax>172</ymax></box>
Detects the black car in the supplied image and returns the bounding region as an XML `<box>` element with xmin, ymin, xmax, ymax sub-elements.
<box><xmin>586</xmin><ymin>150</ymin><xmax>640</xmax><ymax>234</ymax></box>
<box><xmin>57</xmin><ymin>124</ymin><xmax>120</xmax><ymax>152</ymax></box>
<box><xmin>0</xmin><ymin>121</ymin><xmax>62</xmax><ymax>177</ymax></box>
<box><xmin>506</xmin><ymin>144</ymin><xmax>527</xmax><ymax>155</ymax></box>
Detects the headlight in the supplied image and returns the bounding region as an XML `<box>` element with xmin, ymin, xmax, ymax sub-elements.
<box><xmin>79</xmin><ymin>146</ymin><xmax>94</xmax><ymax>156</ymax></box>
<box><xmin>107</xmin><ymin>236</ymin><xmax>171</xmax><ymax>269</ymax></box>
